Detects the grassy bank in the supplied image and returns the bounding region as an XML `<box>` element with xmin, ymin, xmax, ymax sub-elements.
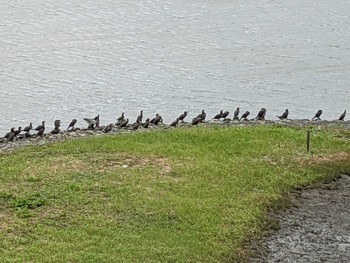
<box><xmin>0</xmin><ymin>125</ymin><xmax>349</xmax><ymax>262</ymax></box>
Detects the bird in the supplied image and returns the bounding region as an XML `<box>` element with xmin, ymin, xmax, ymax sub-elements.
<box><xmin>136</xmin><ymin>110</ymin><xmax>143</xmax><ymax>123</ymax></box>
<box><xmin>233</xmin><ymin>107</ymin><xmax>240</xmax><ymax>120</ymax></box>
<box><xmin>170</xmin><ymin>118</ymin><xmax>179</xmax><ymax>127</ymax></box>
<box><xmin>104</xmin><ymin>123</ymin><xmax>113</xmax><ymax>133</ymax></box>
<box><xmin>36</xmin><ymin>128</ymin><xmax>45</xmax><ymax>137</ymax></box>
<box><xmin>23</xmin><ymin>123</ymin><xmax>33</xmax><ymax>133</ymax></box>
<box><xmin>8</xmin><ymin>128</ymin><xmax>16</xmax><ymax>142</ymax></box>
<box><xmin>35</xmin><ymin>121</ymin><xmax>46</xmax><ymax>131</ymax></box>
<box><xmin>192</xmin><ymin>117</ymin><xmax>202</xmax><ymax>125</ymax></box>
<box><xmin>240</xmin><ymin>111</ymin><xmax>250</xmax><ymax>121</ymax></box>
<box><xmin>277</xmin><ymin>109</ymin><xmax>289</xmax><ymax>120</ymax></box>
<box><xmin>338</xmin><ymin>110</ymin><xmax>346</xmax><ymax>121</ymax></box>
<box><xmin>222</xmin><ymin>111</ymin><xmax>229</xmax><ymax>119</ymax></box>
<box><xmin>50</xmin><ymin>120</ymin><xmax>61</xmax><ymax>134</ymax></box>
<box><xmin>178</xmin><ymin>111</ymin><xmax>188</xmax><ymax>122</ymax></box>
<box><xmin>119</xmin><ymin>118</ymin><xmax>129</xmax><ymax>128</ymax></box>
<box><xmin>117</xmin><ymin>112</ymin><xmax>125</xmax><ymax>123</ymax></box>
<box><xmin>150</xmin><ymin>114</ymin><xmax>162</xmax><ymax>125</ymax></box>
<box><xmin>67</xmin><ymin>119</ymin><xmax>77</xmax><ymax>130</ymax></box>
<box><xmin>197</xmin><ymin>110</ymin><xmax>206</xmax><ymax>121</ymax></box>
<box><xmin>14</xmin><ymin>127</ymin><xmax>22</xmax><ymax>137</ymax></box>
<box><xmin>132</xmin><ymin>122</ymin><xmax>141</xmax><ymax>131</ymax></box>
<box><xmin>312</xmin><ymin>110</ymin><xmax>323</xmax><ymax>121</ymax></box>
<box><xmin>255</xmin><ymin>108</ymin><xmax>267</xmax><ymax>120</ymax></box>
<box><xmin>142</xmin><ymin>118</ymin><xmax>150</xmax><ymax>128</ymax></box>
<box><xmin>213</xmin><ymin>110</ymin><xmax>223</xmax><ymax>120</ymax></box>
<box><xmin>84</xmin><ymin>115</ymin><xmax>99</xmax><ymax>129</ymax></box>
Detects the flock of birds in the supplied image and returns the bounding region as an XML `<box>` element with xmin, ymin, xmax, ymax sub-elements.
<box><xmin>0</xmin><ymin>108</ymin><xmax>347</xmax><ymax>143</ymax></box>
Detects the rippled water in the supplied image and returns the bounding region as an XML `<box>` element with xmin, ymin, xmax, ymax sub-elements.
<box><xmin>1</xmin><ymin>0</ymin><xmax>349</xmax><ymax>134</ymax></box>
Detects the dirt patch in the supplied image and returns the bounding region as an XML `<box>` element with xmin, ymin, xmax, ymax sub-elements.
<box><xmin>251</xmin><ymin>174</ymin><xmax>350</xmax><ymax>263</ymax></box>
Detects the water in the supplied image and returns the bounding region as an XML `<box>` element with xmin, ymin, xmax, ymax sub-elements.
<box><xmin>1</xmin><ymin>0</ymin><xmax>349</xmax><ymax>134</ymax></box>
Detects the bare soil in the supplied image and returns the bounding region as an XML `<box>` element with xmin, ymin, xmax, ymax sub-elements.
<box><xmin>251</xmin><ymin>174</ymin><xmax>350</xmax><ymax>263</ymax></box>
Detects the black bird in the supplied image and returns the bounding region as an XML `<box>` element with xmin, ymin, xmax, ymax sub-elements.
<box><xmin>240</xmin><ymin>111</ymin><xmax>250</xmax><ymax>121</ymax></box>
<box><xmin>338</xmin><ymin>110</ymin><xmax>346</xmax><ymax>121</ymax></box>
<box><xmin>277</xmin><ymin>109</ymin><xmax>289</xmax><ymax>120</ymax></box>
<box><xmin>132</xmin><ymin>122</ymin><xmax>141</xmax><ymax>131</ymax></box>
<box><xmin>8</xmin><ymin>128</ymin><xmax>16</xmax><ymax>142</ymax></box>
<box><xmin>119</xmin><ymin>118</ymin><xmax>129</xmax><ymax>128</ymax></box>
<box><xmin>35</xmin><ymin>121</ymin><xmax>46</xmax><ymax>131</ymax></box>
<box><xmin>222</xmin><ymin>111</ymin><xmax>229</xmax><ymax>119</ymax></box>
<box><xmin>95</xmin><ymin>114</ymin><xmax>100</xmax><ymax>127</ymax></box>
<box><xmin>23</xmin><ymin>123</ymin><xmax>33</xmax><ymax>133</ymax></box>
<box><xmin>197</xmin><ymin>110</ymin><xmax>206</xmax><ymax>121</ymax></box>
<box><xmin>178</xmin><ymin>111</ymin><xmax>188</xmax><ymax>122</ymax></box>
<box><xmin>14</xmin><ymin>127</ymin><xmax>22</xmax><ymax>137</ymax></box>
<box><xmin>233</xmin><ymin>107</ymin><xmax>240</xmax><ymax>120</ymax></box>
<box><xmin>150</xmin><ymin>114</ymin><xmax>162</xmax><ymax>125</ymax></box>
<box><xmin>84</xmin><ymin>115</ymin><xmax>99</xmax><ymax>129</ymax></box>
<box><xmin>192</xmin><ymin>117</ymin><xmax>202</xmax><ymax>125</ymax></box>
<box><xmin>50</xmin><ymin>120</ymin><xmax>61</xmax><ymax>134</ymax></box>
<box><xmin>36</xmin><ymin>128</ymin><xmax>45</xmax><ymax>137</ymax></box>
<box><xmin>67</xmin><ymin>119</ymin><xmax>77</xmax><ymax>130</ymax></box>
<box><xmin>213</xmin><ymin>110</ymin><xmax>223</xmax><ymax>120</ymax></box>
<box><xmin>312</xmin><ymin>110</ymin><xmax>323</xmax><ymax>121</ymax></box>
<box><xmin>170</xmin><ymin>118</ymin><xmax>179</xmax><ymax>127</ymax></box>
<box><xmin>142</xmin><ymin>118</ymin><xmax>150</xmax><ymax>128</ymax></box>
<box><xmin>136</xmin><ymin>110</ymin><xmax>143</xmax><ymax>123</ymax></box>
<box><xmin>255</xmin><ymin>108</ymin><xmax>267</xmax><ymax>120</ymax></box>
<box><xmin>104</xmin><ymin>123</ymin><xmax>114</xmax><ymax>133</ymax></box>
<box><xmin>117</xmin><ymin>112</ymin><xmax>125</xmax><ymax>123</ymax></box>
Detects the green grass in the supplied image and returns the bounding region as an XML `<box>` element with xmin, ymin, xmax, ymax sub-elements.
<box><xmin>0</xmin><ymin>125</ymin><xmax>349</xmax><ymax>262</ymax></box>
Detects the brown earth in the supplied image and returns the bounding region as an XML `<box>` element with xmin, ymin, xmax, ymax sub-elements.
<box><xmin>251</xmin><ymin>174</ymin><xmax>350</xmax><ymax>263</ymax></box>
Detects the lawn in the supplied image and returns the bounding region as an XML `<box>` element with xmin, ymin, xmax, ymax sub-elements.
<box><xmin>0</xmin><ymin>125</ymin><xmax>349</xmax><ymax>262</ymax></box>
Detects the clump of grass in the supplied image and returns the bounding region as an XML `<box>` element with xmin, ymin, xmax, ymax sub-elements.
<box><xmin>0</xmin><ymin>125</ymin><xmax>349</xmax><ymax>262</ymax></box>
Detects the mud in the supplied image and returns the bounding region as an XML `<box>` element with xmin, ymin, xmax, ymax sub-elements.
<box><xmin>252</xmin><ymin>174</ymin><xmax>350</xmax><ymax>263</ymax></box>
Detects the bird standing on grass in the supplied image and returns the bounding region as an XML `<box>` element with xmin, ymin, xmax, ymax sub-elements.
<box><xmin>178</xmin><ymin>111</ymin><xmax>188</xmax><ymax>122</ymax></box>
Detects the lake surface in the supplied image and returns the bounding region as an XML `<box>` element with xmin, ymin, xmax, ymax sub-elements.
<box><xmin>1</xmin><ymin>0</ymin><xmax>349</xmax><ymax>134</ymax></box>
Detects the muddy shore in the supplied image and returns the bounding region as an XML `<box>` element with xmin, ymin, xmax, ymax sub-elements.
<box><xmin>251</xmin><ymin>174</ymin><xmax>350</xmax><ymax>263</ymax></box>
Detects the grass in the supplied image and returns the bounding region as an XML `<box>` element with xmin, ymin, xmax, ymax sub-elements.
<box><xmin>0</xmin><ymin>125</ymin><xmax>349</xmax><ymax>262</ymax></box>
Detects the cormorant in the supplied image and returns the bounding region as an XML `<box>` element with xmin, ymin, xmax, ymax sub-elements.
<box><xmin>178</xmin><ymin>111</ymin><xmax>188</xmax><ymax>122</ymax></box>
<box><xmin>170</xmin><ymin>118</ymin><xmax>179</xmax><ymax>127</ymax></box>
<box><xmin>222</xmin><ymin>111</ymin><xmax>229</xmax><ymax>119</ymax></box>
<box><xmin>233</xmin><ymin>107</ymin><xmax>240</xmax><ymax>120</ymax></box>
<box><xmin>255</xmin><ymin>108</ymin><xmax>266</xmax><ymax>120</ymax></box>
<box><xmin>95</xmin><ymin>114</ymin><xmax>100</xmax><ymax>127</ymax></box>
<box><xmin>150</xmin><ymin>114</ymin><xmax>162</xmax><ymax>125</ymax></box>
<box><xmin>23</xmin><ymin>123</ymin><xmax>32</xmax><ymax>133</ymax></box>
<box><xmin>119</xmin><ymin>118</ymin><xmax>129</xmax><ymax>128</ymax></box>
<box><xmin>8</xmin><ymin>128</ymin><xmax>16</xmax><ymax>142</ymax></box>
<box><xmin>35</xmin><ymin>121</ymin><xmax>46</xmax><ymax>131</ymax></box>
<box><xmin>197</xmin><ymin>110</ymin><xmax>206</xmax><ymax>121</ymax></box>
<box><xmin>277</xmin><ymin>109</ymin><xmax>289</xmax><ymax>120</ymax></box>
<box><xmin>142</xmin><ymin>118</ymin><xmax>150</xmax><ymax>128</ymax></box>
<box><xmin>132</xmin><ymin>122</ymin><xmax>141</xmax><ymax>131</ymax></box>
<box><xmin>136</xmin><ymin>110</ymin><xmax>143</xmax><ymax>123</ymax></box>
<box><xmin>213</xmin><ymin>110</ymin><xmax>223</xmax><ymax>120</ymax></box>
<box><xmin>14</xmin><ymin>127</ymin><xmax>22</xmax><ymax>137</ymax></box>
<box><xmin>104</xmin><ymin>123</ymin><xmax>113</xmax><ymax>133</ymax></box>
<box><xmin>312</xmin><ymin>110</ymin><xmax>323</xmax><ymax>121</ymax></box>
<box><xmin>67</xmin><ymin>119</ymin><xmax>77</xmax><ymax>130</ymax></box>
<box><xmin>36</xmin><ymin>128</ymin><xmax>45</xmax><ymax>137</ymax></box>
<box><xmin>240</xmin><ymin>111</ymin><xmax>250</xmax><ymax>121</ymax></box>
<box><xmin>338</xmin><ymin>110</ymin><xmax>346</xmax><ymax>121</ymax></box>
<box><xmin>192</xmin><ymin>117</ymin><xmax>202</xmax><ymax>125</ymax></box>
<box><xmin>117</xmin><ymin>112</ymin><xmax>125</xmax><ymax>123</ymax></box>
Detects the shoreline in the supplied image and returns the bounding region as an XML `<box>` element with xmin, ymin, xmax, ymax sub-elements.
<box><xmin>1</xmin><ymin>119</ymin><xmax>349</xmax><ymax>153</ymax></box>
